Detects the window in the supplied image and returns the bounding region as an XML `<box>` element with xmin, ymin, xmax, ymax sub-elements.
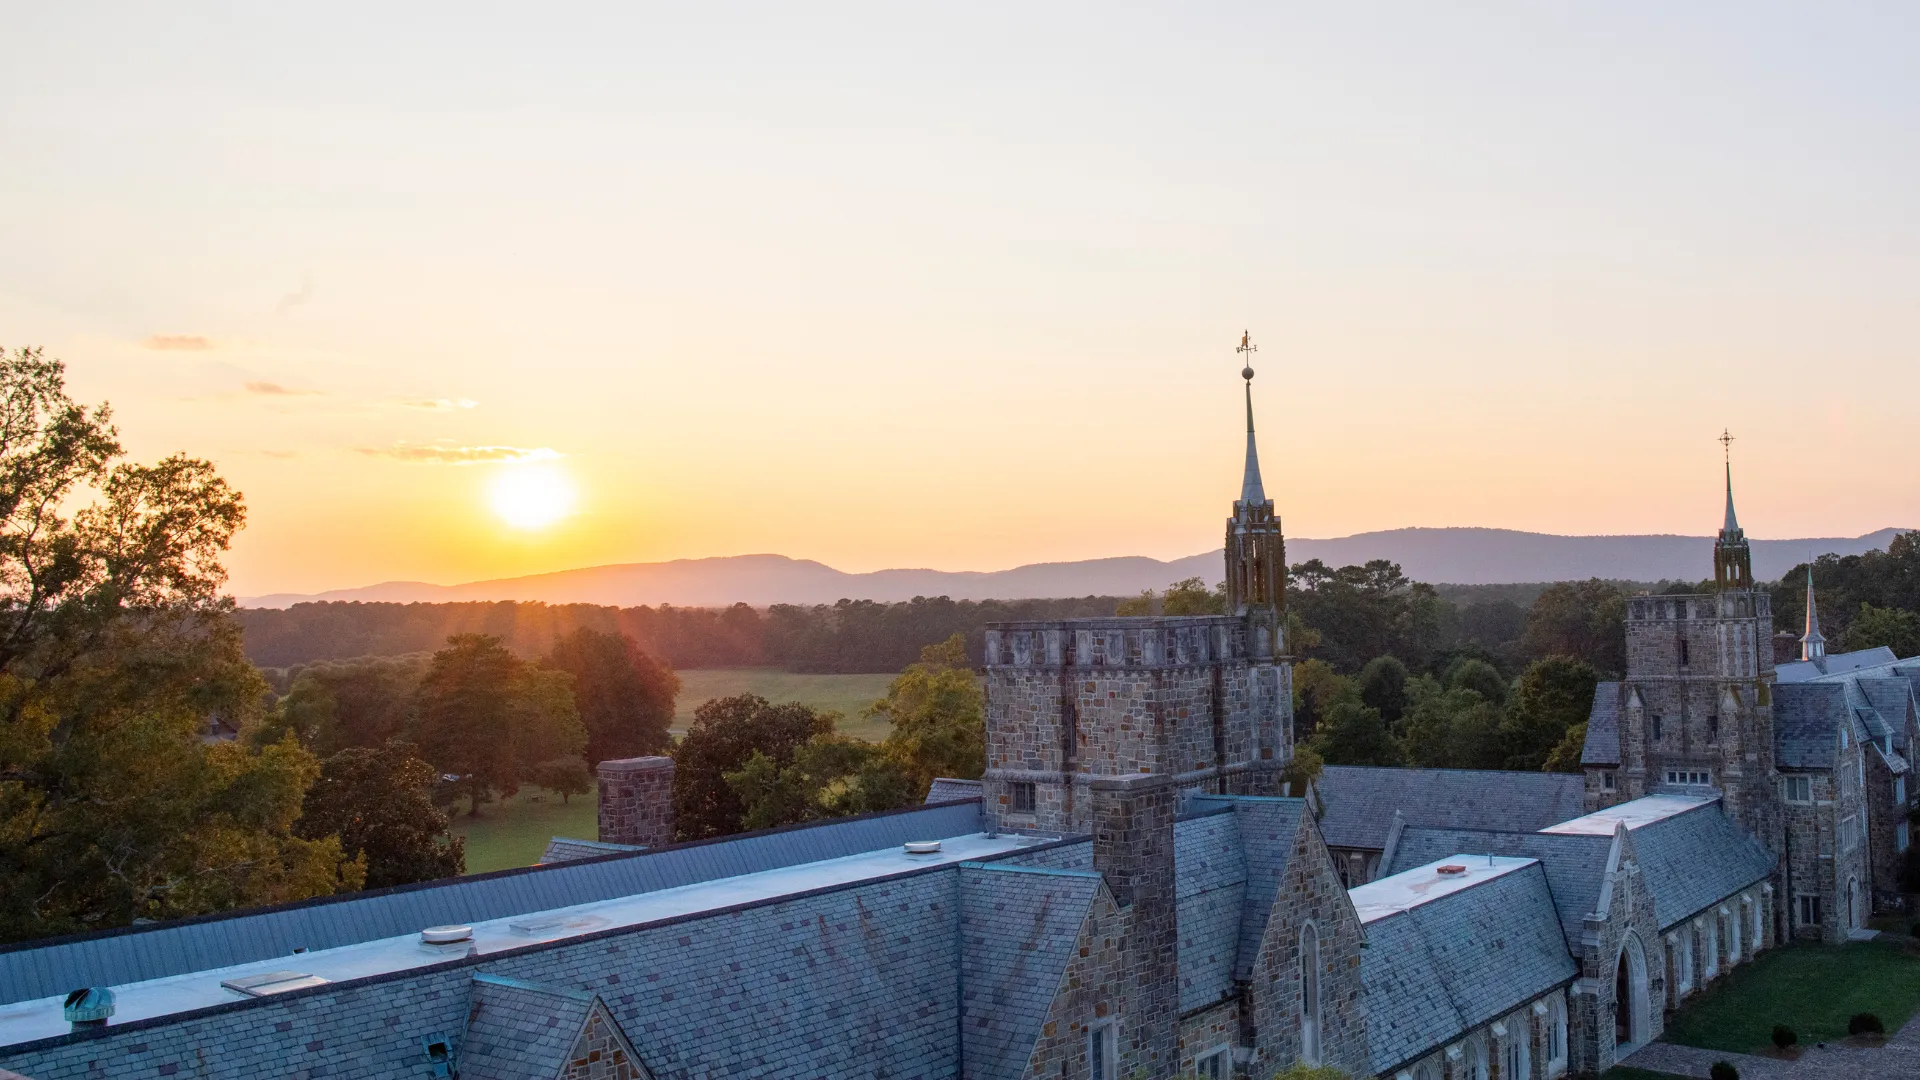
<box><xmin>1299</xmin><ymin>923</ymin><xmax>1322</xmax><ymax>1064</ymax></box>
<box><xmin>1899</xmin><ymin>821</ymin><xmax>1911</xmax><ymax>854</ymax></box>
<box><xmin>1010</xmin><ymin>782</ymin><xmax>1036</xmax><ymax>814</ymax></box>
<box><xmin>1678</xmin><ymin>638</ymin><xmax>1690</xmax><ymax>667</ymax></box>
<box><xmin>1665</xmin><ymin>769</ymin><xmax>1711</xmax><ymax>786</ymax></box>
<box><xmin>1602</xmin><ymin>771</ymin><xmax>1616</xmax><ymax>792</ymax></box>
<box><xmin>1675</xmin><ymin>927</ymin><xmax>1693</xmax><ymax>992</ymax></box>
<box><xmin>1704</xmin><ymin>917</ymin><xmax>1719</xmax><ymax>978</ymax></box>
<box><xmin>1727</xmin><ymin>907</ymin><xmax>1741</xmax><ymax>962</ymax></box>
<box><xmin>1841</xmin><ymin>814</ymin><xmax>1859</xmax><ymax>853</ymax></box>
<box><xmin>1798</xmin><ymin>894</ymin><xmax>1823</xmax><ymax>928</ymax></box>
<box><xmin>1088</xmin><ymin>1022</ymin><xmax>1116</xmax><ymax>1080</ymax></box>
<box><xmin>1548</xmin><ymin>997</ymin><xmax>1569</xmax><ymax>1075</ymax></box>
<box><xmin>1652</xmin><ymin>716</ymin><xmax>1664</xmax><ymax>741</ymax></box>
<box><xmin>1504</xmin><ymin>1022</ymin><xmax>1530</xmax><ymax>1080</ymax></box>
<box><xmin>1897</xmin><ymin>777</ymin><xmax>1908</xmax><ymax>806</ymax></box>
<box><xmin>1783</xmin><ymin>776</ymin><xmax>1813</xmax><ymax>803</ymax></box>
<box><xmin>1196</xmin><ymin>1047</ymin><xmax>1230</xmax><ymax>1080</ymax></box>
<box><xmin>1466</xmin><ymin>1037</ymin><xmax>1489</xmax><ymax>1080</ymax></box>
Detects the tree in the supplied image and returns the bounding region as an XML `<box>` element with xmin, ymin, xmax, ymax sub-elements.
<box><xmin>1279</xmin><ymin>744</ymin><xmax>1324</xmax><ymax>798</ymax></box>
<box><xmin>1446</xmin><ymin>657</ymin><xmax>1509</xmax><ymax>707</ymax></box>
<box><xmin>1311</xmin><ymin>701</ymin><xmax>1403</xmax><ymax>767</ymax></box>
<box><xmin>252</xmin><ymin>653</ymin><xmax>428</xmax><ymax>754</ymax></box>
<box><xmin>540</xmin><ymin>627</ymin><xmax>679</xmax><ymax>766</ymax></box>
<box><xmin>294</xmin><ymin>743</ymin><xmax>464</xmax><ymax>889</ymax></box>
<box><xmin>411</xmin><ymin>635</ymin><xmax>586</xmax><ymax>815</ymax></box>
<box><xmin>1398</xmin><ymin>679</ymin><xmax>1504</xmax><ymax>770</ymax></box>
<box><xmin>1543</xmin><ymin>721</ymin><xmax>1588</xmax><ymax>773</ymax></box>
<box><xmin>867</xmin><ymin>634</ymin><xmax>985</xmax><ymax>797</ymax></box>
<box><xmin>1287</xmin><ymin>559</ymin><xmax>1445</xmax><ymax>673</ymax></box>
<box><xmin>1501</xmin><ymin>657</ymin><xmax>1599</xmax><ymax>771</ymax></box>
<box><xmin>1162</xmin><ymin>577</ymin><xmax>1225</xmax><ymax>616</ymax></box>
<box><xmin>529</xmin><ymin>756</ymin><xmax>593</xmax><ymax>804</ymax></box>
<box><xmin>1292</xmin><ymin>659</ymin><xmax>1355</xmax><ymax>740</ymax></box>
<box><xmin>1357</xmin><ymin>655</ymin><xmax>1411</xmax><ymax>724</ymax></box>
<box><xmin>725</xmin><ymin>733</ymin><xmax>914</xmax><ymax>831</ymax></box>
<box><xmin>1837</xmin><ymin>603</ymin><xmax>1920</xmax><ymax>658</ymax></box>
<box><xmin>0</xmin><ymin>347</ymin><xmax>353</xmax><ymax>942</ymax></box>
<box><xmin>672</xmin><ymin>694</ymin><xmax>832</xmax><ymax>840</ymax></box>
<box><xmin>1521</xmin><ymin>580</ymin><xmax>1626</xmax><ymax>676</ymax></box>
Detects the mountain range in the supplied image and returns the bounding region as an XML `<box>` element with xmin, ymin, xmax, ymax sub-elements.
<box><xmin>239</xmin><ymin>527</ymin><xmax>1910</xmax><ymax>609</ymax></box>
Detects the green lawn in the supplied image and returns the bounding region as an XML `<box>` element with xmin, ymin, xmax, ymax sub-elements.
<box><xmin>1661</xmin><ymin>940</ymin><xmax>1920</xmax><ymax>1053</ymax></box>
<box><xmin>672</xmin><ymin>669</ymin><xmax>900</xmax><ymax>741</ymax></box>
<box><xmin>449</xmin><ymin>785</ymin><xmax>600</xmax><ymax>874</ymax></box>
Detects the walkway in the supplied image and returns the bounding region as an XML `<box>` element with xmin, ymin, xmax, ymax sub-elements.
<box><xmin>1624</xmin><ymin>1008</ymin><xmax>1920</xmax><ymax>1079</ymax></box>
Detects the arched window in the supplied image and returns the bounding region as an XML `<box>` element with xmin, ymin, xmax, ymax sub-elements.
<box><xmin>1299</xmin><ymin>923</ymin><xmax>1322</xmax><ymax>1064</ymax></box>
<box><xmin>1704</xmin><ymin>917</ymin><xmax>1719</xmax><ymax>978</ymax></box>
<box><xmin>1465</xmin><ymin>1036</ymin><xmax>1489</xmax><ymax>1080</ymax></box>
<box><xmin>1504</xmin><ymin>1020</ymin><xmax>1531</xmax><ymax>1080</ymax></box>
<box><xmin>1413</xmin><ymin>1060</ymin><xmax>1441</xmax><ymax>1080</ymax></box>
<box><xmin>1727</xmin><ymin>908</ymin><xmax>1741</xmax><ymax>962</ymax></box>
<box><xmin>1548</xmin><ymin>997</ymin><xmax>1568</xmax><ymax>1075</ymax></box>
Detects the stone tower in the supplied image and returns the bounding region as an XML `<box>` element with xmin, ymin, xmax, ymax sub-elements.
<box><xmin>1612</xmin><ymin>455</ymin><xmax>1780</xmax><ymax>840</ymax></box>
<box><xmin>1227</xmin><ymin>356</ymin><xmax>1287</xmax><ymax>663</ymax></box>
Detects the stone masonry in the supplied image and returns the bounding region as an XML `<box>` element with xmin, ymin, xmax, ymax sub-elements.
<box><xmin>597</xmin><ymin>757</ymin><xmax>675</xmax><ymax>848</ymax></box>
<box><xmin>1090</xmin><ymin>773</ymin><xmax>1182</xmax><ymax>1077</ymax></box>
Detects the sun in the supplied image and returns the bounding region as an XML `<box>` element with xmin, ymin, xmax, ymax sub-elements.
<box><xmin>489</xmin><ymin>464</ymin><xmax>575</xmax><ymax>530</ymax></box>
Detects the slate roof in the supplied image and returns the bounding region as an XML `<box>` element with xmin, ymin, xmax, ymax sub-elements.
<box><xmin>1202</xmin><ymin>797</ymin><xmax>1306</xmax><ymax>980</ymax></box>
<box><xmin>1778</xmin><ymin>646</ymin><xmax>1901</xmax><ymax>682</ymax></box>
<box><xmin>1172</xmin><ymin>809</ymin><xmax>1248</xmax><ymax>1011</ymax></box>
<box><xmin>1631</xmin><ymin>802</ymin><xmax>1775</xmax><ymax>930</ymax></box>
<box><xmin>1775</xmin><ymin>682</ymin><xmax>1850</xmax><ymax>768</ymax></box>
<box><xmin>461</xmin><ymin>974</ymin><xmax>602</xmax><ymax>1080</ymax></box>
<box><xmin>926</xmin><ymin>777</ymin><xmax>984</xmax><ymax>804</ymax></box>
<box><xmin>958</xmin><ymin>864</ymin><xmax>1105</xmax><ymax>1079</ymax></box>
<box><xmin>1361</xmin><ymin>861</ymin><xmax>1576</xmax><ymax>1076</ymax></box>
<box><xmin>1384</xmin><ymin>828</ymin><xmax>1612</xmax><ymax>951</ymax></box>
<box><xmin>1858</xmin><ymin>678</ymin><xmax>1917</xmax><ymax>750</ymax></box>
<box><xmin>1582</xmin><ymin>681</ymin><xmax>1623</xmax><ymax>766</ymax></box>
<box><xmin>0</xmin><ymin>800</ymin><xmax>984</xmax><ymax>1007</ymax></box>
<box><xmin>1315</xmin><ymin>766</ymin><xmax>1587</xmax><ymax>850</ymax></box>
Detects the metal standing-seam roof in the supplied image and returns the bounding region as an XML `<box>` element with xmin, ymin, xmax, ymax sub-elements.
<box><xmin>0</xmin><ymin>800</ymin><xmax>983</xmax><ymax>1008</ymax></box>
<box><xmin>1359</xmin><ymin>860</ymin><xmax>1576</xmax><ymax>1076</ymax></box>
<box><xmin>1314</xmin><ymin>766</ymin><xmax>1588</xmax><ymax>850</ymax></box>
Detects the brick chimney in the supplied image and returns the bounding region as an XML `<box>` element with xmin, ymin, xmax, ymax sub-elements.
<box><xmin>1090</xmin><ymin>772</ymin><xmax>1179</xmax><ymax>1077</ymax></box>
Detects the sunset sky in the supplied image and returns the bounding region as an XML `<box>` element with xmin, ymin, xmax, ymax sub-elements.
<box><xmin>4</xmin><ymin>4</ymin><xmax>1916</xmax><ymax>597</ymax></box>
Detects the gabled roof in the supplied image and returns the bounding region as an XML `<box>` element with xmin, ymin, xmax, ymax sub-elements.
<box><xmin>461</xmin><ymin>975</ymin><xmax>643</xmax><ymax>1080</ymax></box>
<box><xmin>539</xmin><ymin>837</ymin><xmax>644</xmax><ymax>864</ymax></box>
<box><xmin>926</xmin><ymin>777</ymin><xmax>985</xmax><ymax>804</ymax></box>
<box><xmin>1582</xmin><ymin>681</ymin><xmax>1623</xmax><ymax>766</ymax></box>
<box><xmin>1858</xmin><ymin>678</ymin><xmax>1917</xmax><ymax>750</ymax></box>
<box><xmin>1360</xmin><ymin>859</ymin><xmax>1576</xmax><ymax>1076</ymax></box>
<box><xmin>1315</xmin><ymin>766</ymin><xmax>1587</xmax><ymax>850</ymax></box>
<box><xmin>958</xmin><ymin>864</ymin><xmax>1105</xmax><ymax>1080</ymax></box>
<box><xmin>1172</xmin><ymin>809</ymin><xmax>1247</xmax><ymax>1011</ymax></box>
<box><xmin>1384</xmin><ymin>828</ymin><xmax>1612</xmax><ymax>951</ymax></box>
<box><xmin>1778</xmin><ymin>646</ymin><xmax>1902</xmax><ymax>682</ymax></box>
<box><xmin>1193</xmin><ymin>796</ymin><xmax>1308</xmax><ymax>981</ymax></box>
<box><xmin>1775</xmin><ymin>682</ymin><xmax>1850</xmax><ymax>768</ymax></box>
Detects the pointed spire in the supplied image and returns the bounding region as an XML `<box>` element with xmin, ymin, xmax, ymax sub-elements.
<box><xmin>1722</xmin><ymin>461</ymin><xmax>1740</xmax><ymax>534</ymax></box>
<box><xmin>1801</xmin><ymin>564</ymin><xmax>1827</xmax><ymax>662</ymax></box>
<box><xmin>1237</xmin><ymin>331</ymin><xmax>1266</xmax><ymax>506</ymax></box>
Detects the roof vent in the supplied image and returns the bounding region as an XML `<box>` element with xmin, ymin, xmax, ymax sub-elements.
<box><xmin>421</xmin><ymin>924</ymin><xmax>473</xmax><ymax>946</ymax></box>
<box><xmin>63</xmin><ymin>987</ymin><xmax>114</xmax><ymax>1031</ymax></box>
<box><xmin>1436</xmin><ymin>864</ymin><xmax>1468</xmax><ymax>876</ymax></box>
<box><xmin>904</xmin><ymin>840</ymin><xmax>942</xmax><ymax>855</ymax></box>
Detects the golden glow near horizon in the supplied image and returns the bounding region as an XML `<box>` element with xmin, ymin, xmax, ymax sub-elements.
<box><xmin>4</xmin><ymin>6</ymin><xmax>1917</xmax><ymax>597</ymax></box>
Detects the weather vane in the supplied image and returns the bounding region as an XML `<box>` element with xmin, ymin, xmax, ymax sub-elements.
<box><xmin>1719</xmin><ymin>428</ymin><xmax>1735</xmax><ymax>463</ymax></box>
<box><xmin>1237</xmin><ymin>330</ymin><xmax>1256</xmax><ymax>381</ymax></box>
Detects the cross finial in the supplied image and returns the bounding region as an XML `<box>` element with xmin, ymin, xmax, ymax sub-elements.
<box><xmin>1719</xmin><ymin>428</ymin><xmax>1735</xmax><ymax>463</ymax></box>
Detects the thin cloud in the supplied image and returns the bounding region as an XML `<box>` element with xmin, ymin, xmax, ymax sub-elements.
<box><xmin>357</xmin><ymin>442</ymin><xmax>563</xmax><ymax>465</ymax></box>
<box><xmin>245</xmin><ymin>381</ymin><xmax>323</xmax><ymax>397</ymax></box>
<box><xmin>144</xmin><ymin>334</ymin><xmax>215</xmax><ymax>352</ymax></box>
<box><xmin>399</xmin><ymin>397</ymin><xmax>479</xmax><ymax>411</ymax></box>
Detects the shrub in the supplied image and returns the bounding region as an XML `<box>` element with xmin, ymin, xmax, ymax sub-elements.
<box><xmin>1848</xmin><ymin>1012</ymin><xmax>1885</xmax><ymax>1035</ymax></box>
<box><xmin>1771</xmin><ymin>1024</ymin><xmax>1797</xmax><ymax>1049</ymax></box>
<box><xmin>1709</xmin><ymin>1062</ymin><xmax>1739</xmax><ymax>1080</ymax></box>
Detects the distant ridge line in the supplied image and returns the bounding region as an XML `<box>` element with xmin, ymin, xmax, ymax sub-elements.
<box><xmin>238</xmin><ymin>527</ymin><xmax>1911</xmax><ymax>610</ymax></box>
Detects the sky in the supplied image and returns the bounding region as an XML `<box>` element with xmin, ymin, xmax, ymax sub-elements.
<box><xmin>2</xmin><ymin>4</ymin><xmax>1916</xmax><ymax>597</ymax></box>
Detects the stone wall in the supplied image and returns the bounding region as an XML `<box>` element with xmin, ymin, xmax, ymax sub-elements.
<box><xmin>1246</xmin><ymin>814</ymin><xmax>1369</xmax><ymax>1077</ymax></box>
<box><xmin>1177</xmin><ymin>1001</ymin><xmax>1240</xmax><ymax>1077</ymax></box>
<box><xmin>597</xmin><ymin>757</ymin><xmax>674</xmax><ymax>848</ymax></box>
<box><xmin>563</xmin><ymin>1006</ymin><xmax>648</xmax><ymax>1080</ymax></box>
<box><xmin>1090</xmin><ymin>774</ymin><xmax>1181</xmax><ymax>1076</ymax></box>
<box><xmin>1019</xmin><ymin>890</ymin><xmax>1128</xmax><ymax>1080</ymax></box>
<box><xmin>1865</xmin><ymin>750</ymin><xmax>1905</xmax><ymax>914</ymax></box>
<box><xmin>1568</xmin><ymin>828</ymin><xmax>1663</xmax><ymax>1076</ymax></box>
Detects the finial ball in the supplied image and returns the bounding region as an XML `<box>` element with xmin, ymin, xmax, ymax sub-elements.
<box><xmin>1241</xmin><ymin>366</ymin><xmax>1255</xmax><ymax>381</ymax></box>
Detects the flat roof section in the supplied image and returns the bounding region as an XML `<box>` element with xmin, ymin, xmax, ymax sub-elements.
<box><xmin>1539</xmin><ymin>794</ymin><xmax>1712</xmax><ymax>835</ymax></box>
<box><xmin>1347</xmin><ymin>854</ymin><xmax>1536</xmax><ymax>924</ymax></box>
<box><xmin>0</xmin><ymin>832</ymin><xmax>1032</xmax><ymax>1050</ymax></box>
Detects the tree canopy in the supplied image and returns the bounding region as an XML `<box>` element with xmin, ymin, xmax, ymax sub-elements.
<box><xmin>0</xmin><ymin>348</ymin><xmax>353</xmax><ymax>942</ymax></box>
<box><xmin>540</xmin><ymin>626</ymin><xmax>678</xmax><ymax>766</ymax></box>
<box><xmin>294</xmin><ymin>743</ymin><xmax>464</xmax><ymax>888</ymax></box>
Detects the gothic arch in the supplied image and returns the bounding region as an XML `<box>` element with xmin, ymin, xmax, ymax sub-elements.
<box><xmin>1613</xmin><ymin>931</ymin><xmax>1650</xmax><ymax>1053</ymax></box>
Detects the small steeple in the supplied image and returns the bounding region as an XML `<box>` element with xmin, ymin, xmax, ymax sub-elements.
<box><xmin>1718</xmin><ymin>430</ymin><xmax>1741</xmax><ymax>537</ymax></box>
<box><xmin>1224</xmin><ymin>332</ymin><xmax>1285</xmax><ymax>656</ymax></box>
<box><xmin>1240</xmin><ymin>360</ymin><xmax>1266</xmax><ymax>506</ymax></box>
<box><xmin>1712</xmin><ymin>431</ymin><xmax>1754</xmax><ymax>591</ymax></box>
<box><xmin>1800</xmin><ymin>565</ymin><xmax>1827</xmax><ymax>664</ymax></box>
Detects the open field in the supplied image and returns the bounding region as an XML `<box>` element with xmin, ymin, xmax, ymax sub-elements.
<box><xmin>448</xmin><ymin>785</ymin><xmax>599</xmax><ymax>874</ymax></box>
<box><xmin>1660</xmin><ymin>940</ymin><xmax>1920</xmax><ymax>1054</ymax></box>
<box><xmin>673</xmin><ymin>668</ymin><xmax>899</xmax><ymax>741</ymax></box>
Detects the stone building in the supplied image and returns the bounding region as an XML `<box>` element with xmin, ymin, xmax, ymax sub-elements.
<box><xmin>0</xmin><ymin>361</ymin><xmax>1891</xmax><ymax>1080</ymax></box>
<box><xmin>1580</xmin><ymin>474</ymin><xmax>1920</xmax><ymax>943</ymax></box>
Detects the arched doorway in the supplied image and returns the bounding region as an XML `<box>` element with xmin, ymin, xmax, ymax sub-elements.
<box><xmin>1614</xmin><ymin>932</ymin><xmax>1649</xmax><ymax>1053</ymax></box>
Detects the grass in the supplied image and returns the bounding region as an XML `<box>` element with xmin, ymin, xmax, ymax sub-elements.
<box><xmin>1661</xmin><ymin>939</ymin><xmax>1920</xmax><ymax>1054</ymax></box>
<box><xmin>672</xmin><ymin>668</ymin><xmax>900</xmax><ymax>741</ymax></box>
<box><xmin>448</xmin><ymin>785</ymin><xmax>600</xmax><ymax>874</ymax></box>
<box><xmin>1601</xmin><ymin>1068</ymin><xmax>1688</xmax><ymax>1080</ymax></box>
